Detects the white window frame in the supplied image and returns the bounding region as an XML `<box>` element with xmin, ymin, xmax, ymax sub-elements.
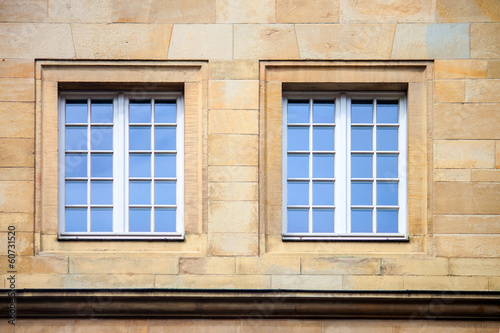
<box><xmin>58</xmin><ymin>91</ymin><xmax>184</xmax><ymax>240</ymax></box>
<box><xmin>282</xmin><ymin>91</ymin><xmax>407</xmax><ymax>240</ymax></box>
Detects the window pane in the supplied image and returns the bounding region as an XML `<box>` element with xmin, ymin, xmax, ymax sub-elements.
<box><xmin>130</xmin><ymin>153</ymin><xmax>151</xmax><ymax>177</ymax></box>
<box><xmin>155</xmin><ymin>100</ymin><xmax>176</xmax><ymax>123</ymax></box>
<box><xmin>351</xmin><ymin>100</ymin><xmax>373</xmax><ymax>123</ymax></box>
<box><xmin>288</xmin><ymin>126</ymin><xmax>309</xmax><ymax>151</ymax></box>
<box><xmin>377</xmin><ymin>182</ymin><xmax>398</xmax><ymax>206</ymax></box>
<box><xmin>66</xmin><ymin>126</ymin><xmax>87</xmax><ymax>150</ymax></box>
<box><xmin>313</xmin><ymin>209</ymin><xmax>334</xmax><ymax>233</ymax></box>
<box><xmin>155</xmin><ymin>181</ymin><xmax>176</xmax><ymax>205</ymax></box>
<box><xmin>313</xmin><ymin>181</ymin><xmax>334</xmax><ymax>205</ymax></box>
<box><xmin>287</xmin><ymin>181</ymin><xmax>309</xmax><ymax>205</ymax></box>
<box><xmin>155</xmin><ymin>208</ymin><xmax>176</xmax><ymax>232</ymax></box>
<box><xmin>129</xmin><ymin>208</ymin><xmax>151</xmax><ymax>232</ymax></box>
<box><xmin>351</xmin><ymin>181</ymin><xmax>372</xmax><ymax>205</ymax></box>
<box><xmin>129</xmin><ymin>181</ymin><xmax>151</xmax><ymax>205</ymax></box>
<box><xmin>155</xmin><ymin>127</ymin><xmax>176</xmax><ymax>150</ymax></box>
<box><xmin>351</xmin><ymin>209</ymin><xmax>372</xmax><ymax>232</ymax></box>
<box><xmin>287</xmin><ymin>154</ymin><xmax>309</xmax><ymax>179</ymax></box>
<box><xmin>313</xmin><ymin>154</ymin><xmax>334</xmax><ymax>178</ymax></box>
<box><xmin>377</xmin><ymin>127</ymin><xmax>398</xmax><ymax>151</ymax></box>
<box><xmin>65</xmin><ymin>208</ymin><xmax>87</xmax><ymax>232</ymax></box>
<box><xmin>91</xmin><ymin>100</ymin><xmax>113</xmax><ymax>123</ymax></box>
<box><xmin>313</xmin><ymin>126</ymin><xmax>334</xmax><ymax>151</ymax></box>
<box><xmin>377</xmin><ymin>101</ymin><xmax>399</xmax><ymax>123</ymax></box>
<box><xmin>66</xmin><ymin>100</ymin><xmax>87</xmax><ymax>123</ymax></box>
<box><xmin>313</xmin><ymin>100</ymin><xmax>335</xmax><ymax>123</ymax></box>
<box><xmin>66</xmin><ymin>181</ymin><xmax>87</xmax><ymax>205</ymax></box>
<box><xmin>91</xmin><ymin>180</ymin><xmax>112</xmax><ymax>205</ymax></box>
<box><xmin>351</xmin><ymin>154</ymin><xmax>372</xmax><ymax>178</ymax></box>
<box><xmin>130</xmin><ymin>101</ymin><xmax>151</xmax><ymax>123</ymax></box>
<box><xmin>129</xmin><ymin>126</ymin><xmax>151</xmax><ymax>150</ymax></box>
<box><xmin>287</xmin><ymin>208</ymin><xmax>309</xmax><ymax>233</ymax></box>
<box><xmin>91</xmin><ymin>126</ymin><xmax>113</xmax><ymax>150</ymax></box>
<box><xmin>377</xmin><ymin>209</ymin><xmax>399</xmax><ymax>233</ymax></box>
<box><xmin>155</xmin><ymin>154</ymin><xmax>176</xmax><ymax>178</ymax></box>
<box><xmin>288</xmin><ymin>100</ymin><xmax>309</xmax><ymax>123</ymax></box>
<box><xmin>66</xmin><ymin>153</ymin><xmax>87</xmax><ymax>178</ymax></box>
<box><xmin>351</xmin><ymin>127</ymin><xmax>372</xmax><ymax>151</ymax></box>
<box><xmin>91</xmin><ymin>208</ymin><xmax>112</xmax><ymax>232</ymax></box>
<box><xmin>91</xmin><ymin>153</ymin><xmax>112</xmax><ymax>178</ymax></box>
<box><xmin>377</xmin><ymin>154</ymin><xmax>398</xmax><ymax>178</ymax></box>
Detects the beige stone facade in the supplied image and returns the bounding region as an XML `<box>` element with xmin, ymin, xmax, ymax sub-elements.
<box><xmin>0</xmin><ymin>0</ymin><xmax>499</xmax><ymax>329</ymax></box>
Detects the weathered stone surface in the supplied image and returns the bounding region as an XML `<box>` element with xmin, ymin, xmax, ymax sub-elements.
<box><xmin>209</xmin><ymin>182</ymin><xmax>258</xmax><ymax>201</ymax></box>
<box><xmin>69</xmin><ymin>256</ymin><xmax>178</xmax><ymax>274</ymax></box>
<box><xmin>302</xmin><ymin>257</ymin><xmax>380</xmax><ymax>275</ymax></box>
<box><xmin>112</xmin><ymin>0</ymin><xmax>156</xmax><ymax>23</ymax></box>
<box><xmin>404</xmin><ymin>276</ymin><xmax>489</xmax><ymax>291</ymax></box>
<box><xmin>180</xmin><ymin>257</ymin><xmax>235</xmax><ymax>275</ymax></box>
<box><xmin>15</xmin><ymin>319</ymin><xmax>73</xmax><ymax>333</ymax></box>
<box><xmin>156</xmin><ymin>274</ymin><xmax>270</xmax><ymax>289</ymax></box>
<box><xmin>209</xmin><ymin>60</ymin><xmax>259</xmax><ymax>80</ymax></box>
<box><xmin>241</xmin><ymin>319</ymin><xmax>322</xmax><ymax>333</ymax></box>
<box><xmin>208</xmin><ymin>233</ymin><xmax>258</xmax><ymax>256</ymax></box>
<box><xmin>0</xmin><ymin>0</ymin><xmax>47</xmax><ymax>22</ymax></box>
<box><xmin>434</xmin><ymin>215</ymin><xmax>500</xmax><ymax>234</ymax></box>
<box><xmin>466</xmin><ymin>79</ymin><xmax>500</xmax><ymax>102</ymax></box>
<box><xmin>0</xmin><ymin>139</ymin><xmax>34</xmax><ymax>167</ymax></box>
<box><xmin>0</xmin><ymin>79</ymin><xmax>34</xmax><ymax>102</ymax></box>
<box><xmin>450</xmin><ymin>258</ymin><xmax>500</xmax><ymax>276</ymax></box>
<box><xmin>341</xmin><ymin>0</ymin><xmax>434</xmax><ymax>22</ymax></box>
<box><xmin>434</xmin><ymin>80</ymin><xmax>465</xmax><ymax>102</ymax></box>
<box><xmin>0</xmin><ymin>102</ymin><xmax>34</xmax><ymax>138</ymax></box>
<box><xmin>0</xmin><ymin>255</ymin><xmax>67</xmax><ymax>274</ymax></box>
<box><xmin>72</xmin><ymin>24</ymin><xmax>171</xmax><ymax>59</ymax></box>
<box><xmin>472</xmin><ymin>169</ymin><xmax>500</xmax><ymax>182</ymax></box>
<box><xmin>150</xmin><ymin>319</ymin><xmax>241</xmax><ymax>333</ymax></box>
<box><xmin>49</xmin><ymin>0</ymin><xmax>111</xmax><ymax>23</ymax></box>
<box><xmin>0</xmin><ymin>213</ymin><xmax>33</xmax><ymax>232</ymax></box>
<box><xmin>437</xmin><ymin>0</ymin><xmax>500</xmax><ymax>22</ymax></box>
<box><xmin>237</xmin><ymin>257</ymin><xmax>300</xmax><ymax>274</ymax></box>
<box><xmin>277</xmin><ymin>0</ymin><xmax>339</xmax><ymax>23</ymax></box>
<box><xmin>488</xmin><ymin>60</ymin><xmax>500</xmax><ymax>78</ymax></box>
<box><xmin>0</xmin><ymin>181</ymin><xmax>34</xmax><ymax>213</ymax></box>
<box><xmin>209</xmin><ymin>110</ymin><xmax>258</xmax><ymax>134</ymax></box>
<box><xmin>434</xmin><ymin>140</ymin><xmax>495</xmax><ymax>168</ymax></box>
<box><xmin>296</xmin><ymin>24</ymin><xmax>395</xmax><ymax>59</ymax></box>
<box><xmin>208</xmin><ymin>166</ymin><xmax>258</xmax><ymax>182</ymax></box>
<box><xmin>434</xmin><ymin>182</ymin><xmax>500</xmax><ymax>214</ymax></box>
<box><xmin>234</xmin><ymin>24</ymin><xmax>300</xmax><ymax>60</ymax></box>
<box><xmin>63</xmin><ymin>274</ymin><xmax>155</xmax><ymax>288</ymax></box>
<box><xmin>323</xmin><ymin>321</ymin><xmax>392</xmax><ymax>333</ymax></box>
<box><xmin>434</xmin><ymin>169</ymin><xmax>470</xmax><ymax>182</ymax></box>
<box><xmin>209</xmin><ymin>80</ymin><xmax>259</xmax><ymax>109</ymax></box>
<box><xmin>157</xmin><ymin>0</ymin><xmax>215</xmax><ymax>23</ymax></box>
<box><xmin>497</xmin><ymin>141</ymin><xmax>500</xmax><ymax>168</ymax></box>
<box><xmin>382</xmin><ymin>258</ymin><xmax>449</xmax><ymax>276</ymax></box>
<box><xmin>208</xmin><ymin>201</ymin><xmax>257</xmax><ymax>233</ymax></box>
<box><xmin>0</xmin><ymin>232</ymin><xmax>33</xmax><ymax>255</ymax></box>
<box><xmin>436</xmin><ymin>234</ymin><xmax>500</xmax><ymax>257</ymax></box>
<box><xmin>489</xmin><ymin>278</ymin><xmax>500</xmax><ymax>291</ymax></box>
<box><xmin>343</xmin><ymin>276</ymin><xmax>404</xmax><ymax>290</ymax></box>
<box><xmin>435</xmin><ymin>60</ymin><xmax>488</xmax><ymax>79</ymax></box>
<box><xmin>272</xmin><ymin>274</ymin><xmax>342</xmax><ymax>290</ymax></box>
<box><xmin>471</xmin><ymin>23</ymin><xmax>500</xmax><ymax>58</ymax></box>
<box><xmin>391</xmin><ymin>24</ymin><xmax>429</xmax><ymax>59</ymax></box>
<box><xmin>74</xmin><ymin>320</ymin><xmax>148</xmax><ymax>333</ymax></box>
<box><xmin>0</xmin><ymin>59</ymin><xmax>34</xmax><ymax>78</ymax></box>
<box><xmin>208</xmin><ymin>134</ymin><xmax>258</xmax><ymax>166</ymax></box>
<box><xmin>168</xmin><ymin>24</ymin><xmax>232</xmax><ymax>60</ymax></box>
<box><xmin>216</xmin><ymin>0</ymin><xmax>275</xmax><ymax>23</ymax></box>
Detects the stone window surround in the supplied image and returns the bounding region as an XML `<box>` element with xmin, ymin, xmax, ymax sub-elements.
<box><xmin>259</xmin><ymin>61</ymin><xmax>433</xmax><ymax>256</ymax></box>
<box><xmin>35</xmin><ymin>61</ymin><xmax>208</xmax><ymax>255</ymax></box>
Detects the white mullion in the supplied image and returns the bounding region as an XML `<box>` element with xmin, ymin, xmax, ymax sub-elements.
<box><xmin>373</xmin><ymin>99</ymin><xmax>377</xmax><ymax>233</ymax></box>
<box><xmin>282</xmin><ymin>97</ymin><xmax>288</xmax><ymax>235</ymax></box>
<box><xmin>399</xmin><ymin>96</ymin><xmax>408</xmax><ymax>235</ymax></box>
<box><xmin>114</xmin><ymin>95</ymin><xmax>124</xmax><ymax>233</ymax></box>
<box><xmin>341</xmin><ymin>94</ymin><xmax>349</xmax><ymax>234</ymax></box>
<box><xmin>86</xmin><ymin>98</ymin><xmax>91</xmax><ymax>232</ymax></box>
<box><xmin>58</xmin><ymin>97</ymin><xmax>66</xmax><ymax>236</ymax></box>
<box><xmin>176</xmin><ymin>95</ymin><xmax>184</xmax><ymax>235</ymax></box>
<box><xmin>123</xmin><ymin>95</ymin><xmax>130</xmax><ymax>232</ymax></box>
<box><xmin>151</xmin><ymin>98</ymin><xmax>155</xmax><ymax>232</ymax></box>
<box><xmin>308</xmin><ymin>98</ymin><xmax>313</xmax><ymax>234</ymax></box>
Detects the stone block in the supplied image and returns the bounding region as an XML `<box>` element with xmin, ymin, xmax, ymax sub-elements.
<box><xmin>450</xmin><ymin>258</ymin><xmax>500</xmax><ymax>276</ymax></box>
<box><xmin>433</xmin><ymin>104</ymin><xmax>500</xmax><ymax>139</ymax></box>
<box><xmin>241</xmin><ymin>320</ymin><xmax>322</xmax><ymax>333</ymax></box>
<box><xmin>466</xmin><ymin>79</ymin><xmax>500</xmax><ymax>102</ymax></box>
<box><xmin>0</xmin><ymin>232</ymin><xmax>33</xmax><ymax>256</ymax></box>
<box><xmin>434</xmin><ymin>215</ymin><xmax>500</xmax><ymax>234</ymax></box>
<box><xmin>208</xmin><ymin>201</ymin><xmax>257</xmax><ymax>233</ymax></box>
<box><xmin>0</xmin><ymin>213</ymin><xmax>33</xmax><ymax>232</ymax></box>
<box><xmin>150</xmin><ymin>319</ymin><xmax>240</xmax><ymax>333</ymax></box>
<box><xmin>434</xmin><ymin>140</ymin><xmax>495</xmax><ymax>169</ymax></box>
<box><xmin>0</xmin><ymin>24</ymin><xmax>75</xmax><ymax>59</ymax></box>
<box><xmin>497</xmin><ymin>141</ymin><xmax>500</xmax><ymax>168</ymax></box>
<box><xmin>209</xmin><ymin>60</ymin><xmax>259</xmax><ymax>80</ymax></box>
<box><xmin>208</xmin><ymin>233</ymin><xmax>258</xmax><ymax>256</ymax></box>
<box><xmin>0</xmin><ymin>79</ymin><xmax>34</xmax><ymax>102</ymax></box>
<box><xmin>343</xmin><ymin>276</ymin><xmax>404</xmax><ymax>290</ymax></box>
<box><xmin>236</xmin><ymin>256</ymin><xmax>300</xmax><ymax>274</ymax></box>
<box><xmin>64</xmin><ymin>274</ymin><xmax>155</xmax><ymax>288</ymax></box>
<box><xmin>209</xmin><ymin>80</ymin><xmax>259</xmax><ymax>109</ymax></box>
<box><xmin>434</xmin><ymin>182</ymin><xmax>500</xmax><ymax>214</ymax></box>
<box><xmin>16</xmin><ymin>319</ymin><xmax>74</xmax><ymax>333</ymax></box>
<box><xmin>49</xmin><ymin>0</ymin><xmax>111</xmax><ymax>23</ymax></box>
<box><xmin>341</xmin><ymin>0</ymin><xmax>434</xmax><ymax>22</ymax></box>
<box><xmin>0</xmin><ymin>0</ymin><xmax>47</xmax><ymax>22</ymax></box>
<box><xmin>0</xmin><ymin>181</ymin><xmax>34</xmax><ymax>213</ymax></box>
<box><xmin>437</xmin><ymin>0</ymin><xmax>500</xmax><ymax>22</ymax></box>
<box><xmin>434</xmin><ymin>80</ymin><xmax>465</xmax><ymax>103</ymax></box>
<box><xmin>471</xmin><ymin>23</ymin><xmax>500</xmax><ymax>58</ymax></box>
<box><xmin>234</xmin><ymin>24</ymin><xmax>300</xmax><ymax>60</ymax></box>
<box><xmin>435</xmin><ymin>235</ymin><xmax>500</xmax><ymax>257</ymax></box>
<box><xmin>69</xmin><ymin>256</ymin><xmax>178</xmax><ymax>274</ymax></box>
<box><xmin>208</xmin><ymin>166</ymin><xmax>258</xmax><ymax>182</ymax></box>
<box><xmin>490</xmin><ymin>277</ymin><xmax>500</xmax><ymax>291</ymax></box>
<box><xmin>209</xmin><ymin>110</ymin><xmax>258</xmax><ymax>134</ymax></box>
<box><xmin>404</xmin><ymin>275</ymin><xmax>489</xmax><ymax>291</ymax></box>
<box><xmin>434</xmin><ymin>60</ymin><xmax>488</xmax><ymax>79</ymax></box>
<box><xmin>179</xmin><ymin>257</ymin><xmax>235</xmax><ymax>274</ymax></box>
<box><xmin>16</xmin><ymin>274</ymin><xmax>64</xmax><ymax>289</ymax></box>
<box><xmin>488</xmin><ymin>60</ymin><xmax>500</xmax><ymax>78</ymax></box>
<box><xmin>323</xmin><ymin>320</ymin><xmax>392</xmax><ymax>333</ymax></box>
<box><xmin>74</xmin><ymin>320</ymin><xmax>148</xmax><ymax>333</ymax></box>
<box><xmin>471</xmin><ymin>169</ymin><xmax>500</xmax><ymax>182</ymax></box>
<box><xmin>208</xmin><ymin>134</ymin><xmax>258</xmax><ymax>166</ymax></box>
<box><xmin>156</xmin><ymin>274</ymin><xmax>270</xmax><ymax>289</ymax></box>
<box><xmin>216</xmin><ymin>0</ymin><xmax>275</xmax><ymax>23</ymax></box>
<box><xmin>168</xmin><ymin>24</ymin><xmax>232</xmax><ymax>60</ymax></box>
<box><xmin>272</xmin><ymin>274</ymin><xmax>342</xmax><ymax>290</ymax></box>
<box><xmin>112</xmin><ymin>0</ymin><xmax>156</xmax><ymax>23</ymax></box>
<box><xmin>0</xmin><ymin>255</ymin><xmax>67</xmax><ymax>274</ymax></box>
<box><xmin>72</xmin><ymin>24</ymin><xmax>171</xmax><ymax>59</ymax></box>
<box><xmin>0</xmin><ymin>103</ymin><xmax>34</xmax><ymax>138</ymax></box>
<box><xmin>0</xmin><ymin>139</ymin><xmax>34</xmax><ymax>167</ymax></box>
<box><xmin>382</xmin><ymin>258</ymin><xmax>449</xmax><ymax>276</ymax></box>
<box><xmin>434</xmin><ymin>169</ymin><xmax>470</xmax><ymax>182</ymax></box>
<box><xmin>157</xmin><ymin>0</ymin><xmax>215</xmax><ymax>23</ymax></box>
<box><xmin>391</xmin><ymin>24</ymin><xmax>429</xmax><ymax>59</ymax></box>
<box><xmin>301</xmin><ymin>257</ymin><xmax>380</xmax><ymax>275</ymax></box>
<box><xmin>209</xmin><ymin>182</ymin><xmax>258</xmax><ymax>201</ymax></box>
<box><xmin>0</xmin><ymin>167</ymin><xmax>33</xmax><ymax>180</ymax></box>
<box><xmin>0</xmin><ymin>59</ymin><xmax>34</xmax><ymax>78</ymax></box>
<box><xmin>393</xmin><ymin>321</ymin><xmax>483</xmax><ymax>333</ymax></box>
<box><xmin>296</xmin><ymin>24</ymin><xmax>395</xmax><ymax>59</ymax></box>
<box><xmin>277</xmin><ymin>0</ymin><xmax>339</xmax><ymax>23</ymax></box>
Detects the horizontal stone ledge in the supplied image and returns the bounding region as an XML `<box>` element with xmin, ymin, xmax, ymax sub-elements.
<box><xmin>0</xmin><ymin>289</ymin><xmax>499</xmax><ymax>319</ymax></box>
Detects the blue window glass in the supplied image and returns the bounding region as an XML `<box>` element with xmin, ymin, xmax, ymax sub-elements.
<box><xmin>377</xmin><ymin>154</ymin><xmax>398</xmax><ymax>178</ymax></box>
<box><xmin>288</xmin><ymin>100</ymin><xmax>309</xmax><ymax>123</ymax></box>
<box><xmin>91</xmin><ymin>208</ymin><xmax>113</xmax><ymax>232</ymax></box>
<box><xmin>313</xmin><ymin>209</ymin><xmax>334</xmax><ymax>233</ymax></box>
<box><xmin>129</xmin><ymin>208</ymin><xmax>151</xmax><ymax>232</ymax></box>
<box><xmin>377</xmin><ymin>182</ymin><xmax>398</xmax><ymax>206</ymax></box>
<box><xmin>377</xmin><ymin>101</ymin><xmax>398</xmax><ymax>124</ymax></box>
<box><xmin>287</xmin><ymin>181</ymin><xmax>309</xmax><ymax>205</ymax></box>
<box><xmin>377</xmin><ymin>127</ymin><xmax>398</xmax><ymax>151</ymax></box>
<box><xmin>91</xmin><ymin>100</ymin><xmax>113</xmax><ymax>123</ymax></box>
<box><xmin>287</xmin><ymin>154</ymin><xmax>309</xmax><ymax>179</ymax></box>
<box><xmin>351</xmin><ymin>181</ymin><xmax>372</xmax><ymax>205</ymax></box>
<box><xmin>377</xmin><ymin>209</ymin><xmax>399</xmax><ymax>233</ymax></box>
<box><xmin>90</xmin><ymin>181</ymin><xmax>112</xmax><ymax>205</ymax></box>
<box><xmin>66</xmin><ymin>181</ymin><xmax>87</xmax><ymax>205</ymax></box>
<box><xmin>351</xmin><ymin>127</ymin><xmax>372</xmax><ymax>151</ymax></box>
<box><xmin>130</xmin><ymin>101</ymin><xmax>151</xmax><ymax>123</ymax></box>
<box><xmin>313</xmin><ymin>181</ymin><xmax>334</xmax><ymax>205</ymax></box>
<box><xmin>129</xmin><ymin>126</ymin><xmax>151</xmax><ymax>150</ymax></box>
<box><xmin>351</xmin><ymin>209</ymin><xmax>372</xmax><ymax>232</ymax></box>
<box><xmin>130</xmin><ymin>181</ymin><xmax>151</xmax><ymax>205</ymax></box>
<box><xmin>66</xmin><ymin>153</ymin><xmax>87</xmax><ymax>178</ymax></box>
<box><xmin>155</xmin><ymin>154</ymin><xmax>176</xmax><ymax>178</ymax></box>
<box><xmin>351</xmin><ymin>154</ymin><xmax>372</xmax><ymax>178</ymax></box>
<box><xmin>287</xmin><ymin>209</ymin><xmax>309</xmax><ymax>233</ymax></box>
<box><xmin>313</xmin><ymin>100</ymin><xmax>335</xmax><ymax>123</ymax></box>
<box><xmin>66</xmin><ymin>126</ymin><xmax>87</xmax><ymax>151</ymax></box>
<box><xmin>66</xmin><ymin>100</ymin><xmax>87</xmax><ymax>123</ymax></box>
<box><xmin>91</xmin><ymin>153</ymin><xmax>112</xmax><ymax>178</ymax></box>
<box><xmin>155</xmin><ymin>208</ymin><xmax>176</xmax><ymax>232</ymax></box>
<box><xmin>155</xmin><ymin>181</ymin><xmax>176</xmax><ymax>205</ymax></box>
<box><xmin>313</xmin><ymin>154</ymin><xmax>334</xmax><ymax>178</ymax></box>
<box><xmin>90</xmin><ymin>126</ymin><xmax>113</xmax><ymax>150</ymax></box>
<box><xmin>155</xmin><ymin>101</ymin><xmax>176</xmax><ymax>123</ymax></box>
<box><xmin>351</xmin><ymin>100</ymin><xmax>373</xmax><ymax>123</ymax></box>
<box><xmin>155</xmin><ymin>127</ymin><xmax>176</xmax><ymax>150</ymax></box>
<box><xmin>313</xmin><ymin>127</ymin><xmax>334</xmax><ymax>151</ymax></box>
<box><xmin>65</xmin><ymin>208</ymin><xmax>87</xmax><ymax>232</ymax></box>
<box><xmin>288</xmin><ymin>126</ymin><xmax>309</xmax><ymax>151</ymax></box>
<box><xmin>130</xmin><ymin>153</ymin><xmax>151</xmax><ymax>178</ymax></box>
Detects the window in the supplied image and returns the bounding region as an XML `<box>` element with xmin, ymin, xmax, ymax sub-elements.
<box><xmin>59</xmin><ymin>92</ymin><xmax>184</xmax><ymax>239</ymax></box>
<box><xmin>283</xmin><ymin>92</ymin><xmax>407</xmax><ymax>240</ymax></box>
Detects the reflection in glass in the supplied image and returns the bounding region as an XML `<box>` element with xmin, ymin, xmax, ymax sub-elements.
<box><xmin>91</xmin><ymin>208</ymin><xmax>112</xmax><ymax>232</ymax></box>
<box><xmin>351</xmin><ymin>181</ymin><xmax>372</xmax><ymax>205</ymax></box>
<box><xmin>351</xmin><ymin>154</ymin><xmax>372</xmax><ymax>178</ymax></box>
<box><xmin>287</xmin><ymin>209</ymin><xmax>309</xmax><ymax>233</ymax></box>
<box><xmin>313</xmin><ymin>209</ymin><xmax>334</xmax><ymax>233</ymax></box>
<box><xmin>155</xmin><ymin>208</ymin><xmax>176</xmax><ymax>232</ymax></box>
<box><xmin>66</xmin><ymin>100</ymin><xmax>87</xmax><ymax>123</ymax></box>
<box><xmin>66</xmin><ymin>181</ymin><xmax>87</xmax><ymax>205</ymax></box>
<box><xmin>351</xmin><ymin>127</ymin><xmax>372</xmax><ymax>151</ymax></box>
<box><xmin>129</xmin><ymin>208</ymin><xmax>151</xmax><ymax>232</ymax></box>
<box><xmin>377</xmin><ymin>209</ymin><xmax>399</xmax><ymax>233</ymax></box>
<box><xmin>313</xmin><ymin>127</ymin><xmax>334</xmax><ymax>151</ymax></box>
<box><xmin>313</xmin><ymin>181</ymin><xmax>334</xmax><ymax>205</ymax></box>
<box><xmin>66</xmin><ymin>126</ymin><xmax>87</xmax><ymax>150</ymax></box>
<box><xmin>377</xmin><ymin>101</ymin><xmax>399</xmax><ymax>123</ymax></box>
<box><xmin>91</xmin><ymin>153</ymin><xmax>112</xmax><ymax>177</ymax></box>
<box><xmin>313</xmin><ymin>100</ymin><xmax>335</xmax><ymax>123</ymax></box>
<box><xmin>66</xmin><ymin>153</ymin><xmax>87</xmax><ymax>178</ymax></box>
<box><xmin>129</xmin><ymin>181</ymin><xmax>151</xmax><ymax>205</ymax></box>
<box><xmin>65</xmin><ymin>208</ymin><xmax>87</xmax><ymax>232</ymax></box>
<box><xmin>155</xmin><ymin>154</ymin><xmax>176</xmax><ymax>178</ymax></box>
<box><xmin>155</xmin><ymin>101</ymin><xmax>176</xmax><ymax>123</ymax></box>
<box><xmin>288</xmin><ymin>100</ymin><xmax>309</xmax><ymax>123</ymax></box>
<box><xmin>377</xmin><ymin>182</ymin><xmax>398</xmax><ymax>206</ymax></box>
<box><xmin>287</xmin><ymin>181</ymin><xmax>309</xmax><ymax>205</ymax></box>
<box><xmin>313</xmin><ymin>154</ymin><xmax>334</xmax><ymax>178</ymax></box>
<box><xmin>288</xmin><ymin>126</ymin><xmax>309</xmax><ymax>151</ymax></box>
<box><xmin>130</xmin><ymin>153</ymin><xmax>151</xmax><ymax>177</ymax></box>
<box><xmin>155</xmin><ymin>127</ymin><xmax>176</xmax><ymax>150</ymax></box>
<box><xmin>377</xmin><ymin>154</ymin><xmax>398</xmax><ymax>178</ymax></box>
<box><xmin>129</xmin><ymin>126</ymin><xmax>151</xmax><ymax>150</ymax></box>
<box><xmin>91</xmin><ymin>181</ymin><xmax>113</xmax><ymax>205</ymax></box>
<box><xmin>351</xmin><ymin>209</ymin><xmax>372</xmax><ymax>232</ymax></box>
<box><xmin>287</xmin><ymin>154</ymin><xmax>309</xmax><ymax>179</ymax></box>
<box><xmin>351</xmin><ymin>100</ymin><xmax>373</xmax><ymax>123</ymax></box>
<box><xmin>91</xmin><ymin>100</ymin><xmax>113</xmax><ymax>123</ymax></box>
<box><xmin>155</xmin><ymin>181</ymin><xmax>176</xmax><ymax>205</ymax></box>
<box><xmin>130</xmin><ymin>101</ymin><xmax>151</xmax><ymax>123</ymax></box>
<box><xmin>91</xmin><ymin>126</ymin><xmax>113</xmax><ymax>150</ymax></box>
<box><xmin>377</xmin><ymin>127</ymin><xmax>398</xmax><ymax>151</ymax></box>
